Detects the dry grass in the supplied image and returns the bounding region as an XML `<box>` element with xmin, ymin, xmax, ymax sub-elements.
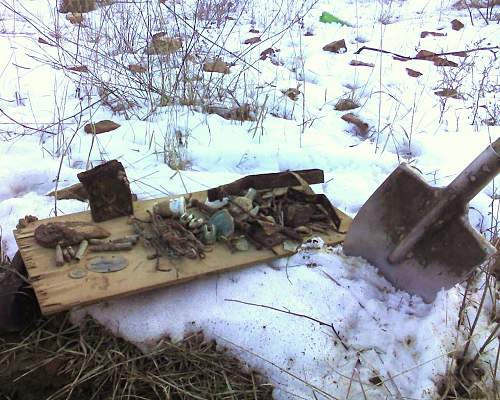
<box><xmin>437</xmin><ymin>256</ymin><xmax>499</xmax><ymax>400</ymax></box>
<box><xmin>0</xmin><ymin>314</ymin><xmax>273</xmax><ymax>400</ymax></box>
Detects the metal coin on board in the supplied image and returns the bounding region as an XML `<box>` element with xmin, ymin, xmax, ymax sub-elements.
<box><xmin>87</xmin><ymin>255</ymin><xmax>128</xmax><ymax>273</ymax></box>
<box><xmin>68</xmin><ymin>267</ymin><xmax>87</xmax><ymax>279</ymax></box>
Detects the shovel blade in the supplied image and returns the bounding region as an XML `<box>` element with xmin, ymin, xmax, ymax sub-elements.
<box><xmin>343</xmin><ymin>165</ymin><xmax>493</xmax><ymax>302</ymax></box>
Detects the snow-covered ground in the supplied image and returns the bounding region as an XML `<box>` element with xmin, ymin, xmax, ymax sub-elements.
<box><xmin>1</xmin><ymin>0</ymin><xmax>499</xmax><ymax>398</ymax></box>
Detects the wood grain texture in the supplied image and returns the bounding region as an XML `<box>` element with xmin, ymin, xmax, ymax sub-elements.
<box><xmin>14</xmin><ymin>190</ymin><xmax>351</xmax><ymax>315</ymax></box>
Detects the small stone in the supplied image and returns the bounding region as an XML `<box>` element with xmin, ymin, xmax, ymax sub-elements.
<box><xmin>230</xmin><ymin>196</ymin><xmax>253</xmax><ymax>214</ymax></box>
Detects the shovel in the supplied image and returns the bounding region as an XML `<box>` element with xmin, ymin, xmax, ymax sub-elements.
<box><xmin>343</xmin><ymin>138</ymin><xmax>500</xmax><ymax>302</ymax></box>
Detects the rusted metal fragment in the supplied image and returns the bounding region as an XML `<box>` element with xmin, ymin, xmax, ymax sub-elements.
<box><xmin>133</xmin><ymin>211</ymin><xmax>206</xmax><ymax>262</ymax></box>
<box><xmin>284</xmin><ymin>203</ymin><xmax>316</xmax><ymax>227</ymax></box>
<box><xmin>34</xmin><ymin>222</ymin><xmax>110</xmax><ymax>248</ymax></box>
<box><xmin>48</xmin><ymin>182</ymin><xmax>137</xmax><ymax>202</ymax></box>
<box><xmin>77</xmin><ymin>160</ymin><xmax>134</xmax><ymax>222</ymax></box>
<box><xmin>89</xmin><ymin>242</ymin><xmax>133</xmax><ymax>252</ymax></box>
<box><xmin>253</xmin><ymin>228</ymin><xmax>290</xmax><ymax>249</ymax></box>
<box><xmin>287</xmin><ymin>189</ymin><xmax>342</xmax><ymax>230</ymax></box>
<box><xmin>16</xmin><ymin>215</ymin><xmax>38</xmax><ymax>229</ymax></box>
<box><xmin>207</xmin><ymin>169</ymin><xmax>324</xmax><ymax>201</ymax></box>
<box><xmin>89</xmin><ymin>235</ymin><xmax>139</xmax><ymax>245</ymax></box>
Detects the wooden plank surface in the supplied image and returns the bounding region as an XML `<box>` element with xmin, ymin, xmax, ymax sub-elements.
<box><xmin>15</xmin><ymin>190</ymin><xmax>352</xmax><ymax>315</ymax></box>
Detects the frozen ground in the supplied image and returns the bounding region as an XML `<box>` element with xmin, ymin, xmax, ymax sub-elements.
<box><xmin>0</xmin><ymin>0</ymin><xmax>499</xmax><ymax>398</ymax></box>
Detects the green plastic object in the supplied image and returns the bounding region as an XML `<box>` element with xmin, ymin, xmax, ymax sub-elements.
<box><xmin>319</xmin><ymin>11</ymin><xmax>350</xmax><ymax>26</ymax></box>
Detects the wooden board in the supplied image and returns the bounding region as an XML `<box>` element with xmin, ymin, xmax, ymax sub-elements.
<box><xmin>14</xmin><ymin>190</ymin><xmax>352</xmax><ymax>315</ymax></box>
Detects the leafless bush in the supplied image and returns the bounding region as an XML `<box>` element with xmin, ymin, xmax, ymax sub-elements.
<box><xmin>195</xmin><ymin>0</ymin><xmax>236</xmax><ymax>27</ymax></box>
<box><xmin>436</xmin><ymin>42</ymin><xmax>498</xmax><ymax>128</ymax></box>
<box><xmin>453</xmin><ymin>0</ymin><xmax>500</xmax><ymax>23</ymax></box>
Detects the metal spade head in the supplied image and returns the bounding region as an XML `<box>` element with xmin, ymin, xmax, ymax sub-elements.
<box><xmin>343</xmin><ymin>164</ymin><xmax>495</xmax><ymax>302</ymax></box>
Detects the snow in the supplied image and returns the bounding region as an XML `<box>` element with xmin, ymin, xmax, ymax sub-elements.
<box><xmin>75</xmin><ymin>246</ymin><xmax>462</xmax><ymax>399</ymax></box>
<box><xmin>1</xmin><ymin>0</ymin><xmax>499</xmax><ymax>398</ymax></box>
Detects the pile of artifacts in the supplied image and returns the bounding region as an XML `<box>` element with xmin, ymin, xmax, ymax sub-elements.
<box><xmin>31</xmin><ymin>165</ymin><xmax>342</xmax><ymax>272</ymax></box>
<box><xmin>132</xmin><ymin>181</ymin><xmax>341</xmax><ymax>265</ymax></box>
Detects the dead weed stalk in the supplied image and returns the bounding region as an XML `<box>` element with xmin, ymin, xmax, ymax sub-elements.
<box><xmin>439</xmin><ymin>256</ymin><xmax>499</xmax><ymax>399</ymax></box>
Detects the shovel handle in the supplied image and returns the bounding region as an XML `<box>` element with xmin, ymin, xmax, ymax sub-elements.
<box><xmin>448</xmin><ymin>137</ymin><xmax>500</xmax><ymax>204</ymax></box>
<box><xmin>389</xmin><ymin>137</ymin><xmax>500</xmax><ymax>264</ymax></box>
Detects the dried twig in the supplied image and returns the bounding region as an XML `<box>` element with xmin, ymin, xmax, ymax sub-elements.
<box><xmin>471</xmin><ymin>322</ymin><xmax>500</xmax><ymax>365</ymax></box>
<box><xmin>354</xmin><ymin>45</ymin><xmax>499</xmax><ymax>60</ymax></box>
<box><xmin>225</xmin><ymin>298</ymin><xmax>349</xmax><ymax>351</ymax></box>
<box><xmin>462</xmin><ymin>269</ymin><xmax>492</xmax><ymax>359</ymax></box>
